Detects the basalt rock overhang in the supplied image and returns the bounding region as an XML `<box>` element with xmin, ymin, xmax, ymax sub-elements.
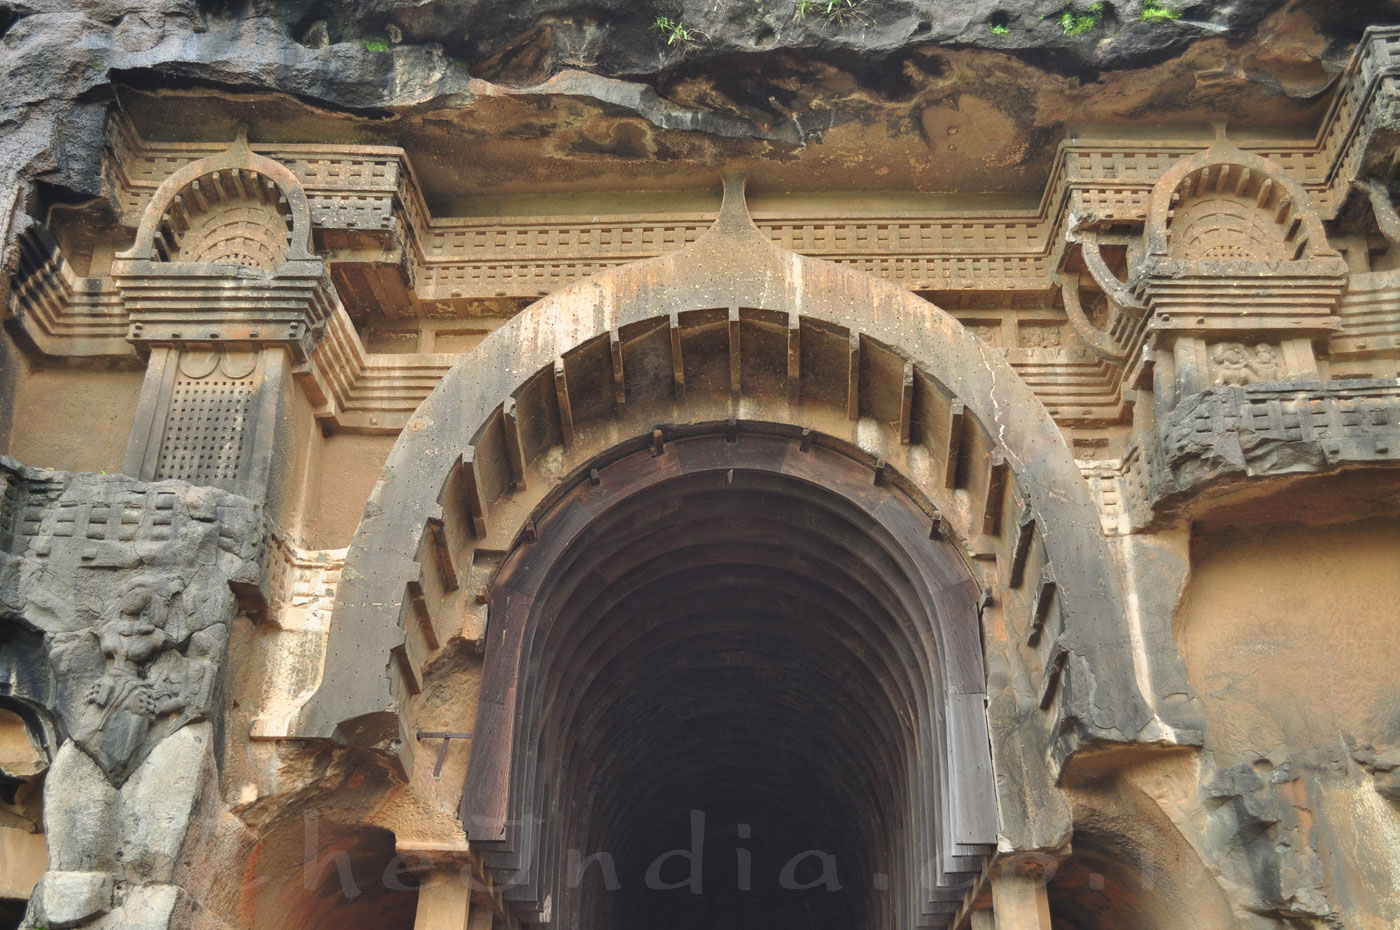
<box><xmin>0</xmin><ymin>0</ymin><xmax>1378</xmax><ymax>235</ymax></box>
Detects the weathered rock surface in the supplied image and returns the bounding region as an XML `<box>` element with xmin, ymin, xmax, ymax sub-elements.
<box><xmin>0</xmin><ymin>0</ymin><xmax>1388</xmax><ymax>278</ymax></box>
<box><xmin>0</xmin><ymin>459</ymin><xmax>263</xmax><ymax>929</ymax></box>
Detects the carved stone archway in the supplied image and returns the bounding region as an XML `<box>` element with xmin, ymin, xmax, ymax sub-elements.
<box><xmin>291</xmin><ymin>174</ymin><xmax>1159</xmax><ymax>924</ymax></box>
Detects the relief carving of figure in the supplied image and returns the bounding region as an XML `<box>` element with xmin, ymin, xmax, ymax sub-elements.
<box><xmin>64</xmin><ymin>578</ymin><xmax>219</xmax><ymax>783</ymax></box>
<box><xmin>1252</xmin><ymin>343</ymin><xmax>1281</xmax><ymax>381</ymax></box>
<box><xmin>1212</xmin><ymin>343</ymin><xmax>1282</xmax><ymax>386</ymax></box>
<box><xmin>6</xmin><ymin>468</ymin><xmax>263</xmax><ymax>930</ymax></box>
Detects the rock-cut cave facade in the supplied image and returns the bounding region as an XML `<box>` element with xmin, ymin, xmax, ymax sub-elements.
<box><xmin>2</xmin><ymin>2</ymin><xmax>1400</xmax><ymax>929</ymax></box>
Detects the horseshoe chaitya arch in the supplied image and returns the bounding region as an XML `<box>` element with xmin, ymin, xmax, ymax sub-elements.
<box><xmin>465</xmin><ymin>427</ymin><xmax>995</xmax><ymax>928</ymax></box>
<box><xmin>295</xmin><ymin>176</ymin><xmax>1153</xmax><ymax>917</ymax></box>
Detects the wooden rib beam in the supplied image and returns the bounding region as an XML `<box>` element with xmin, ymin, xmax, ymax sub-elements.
<box><xmin>981</xmin><ymin>452</ymin><xmax>1009</xmax><ymax>536</ymax></box>
<box><xmin>503</xmin><ymin>398</ymin><xmax>528</xmax><ymax>492</ymax></box>
<box><xmin>553</xmin><ymin>357</ymin><xmax>575</xmax><ymax>448</ymax></box>
<box><xmin>899</xmin><ymin>360</ymin><xmax>915</xmax><ymax>445</ymax></box>
<box><xmin>728</xmin><ymin>306</ymin><xmax>742</xmax><ymax>396</ymax></box>
<box><xmin>943</xmin><ymin>401</ymin><xmax>965</xmax><ymax>489</ymax></box>
<box><xmin>787</xmin><ymin>313</ymin><xmax>801</xmax><ymax>407</ymax></box>
<box><xmin>609</xmin><ymin>329</ymin><xmax>626</xmax><ymax>406</ymax></box>
<box><xmin>669</xmin><ymin>312</ymin><xmax>686</xmax><ymax>400</ymax></box>
<box><xmin>1039</xmin><ymin>640</ymin><xmax>1069</xmax><ymax>710</ymax></box>
<box><xmin>405</xmin><ymin>579</ymin><xmax>438</xmax><ymax>651</ymax></box>
<box><xmin>846</xmin><ymin>330</ymin><xmax>861</xmax><ymax>420</ymax></box>
<box><xmin>391</xmin><ymin>643</ymin><xmax>422</xmax><ymax>696</ymax></box>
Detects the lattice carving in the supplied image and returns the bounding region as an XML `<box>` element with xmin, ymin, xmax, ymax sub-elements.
<box><xmin>152</xmin><ymin>351</ymin><xmax>259</xmax><ymax>484</ymax></box>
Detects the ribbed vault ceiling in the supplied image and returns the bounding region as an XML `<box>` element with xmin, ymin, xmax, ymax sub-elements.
<box><xmin>466</xmin><ymin>432</ymin><xmax>994</xmax><ymax>929</ymax></box>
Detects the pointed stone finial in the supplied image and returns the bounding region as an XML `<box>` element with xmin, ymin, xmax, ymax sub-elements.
<box><xmin>229</xmin><ymin>126</ymin><xmax>251</xmax><ymax>157</ymax></box>
<box><xmin>715</xmin><ymin>171</ymin><xmax>759</xmax><ymax>236</ymax></box>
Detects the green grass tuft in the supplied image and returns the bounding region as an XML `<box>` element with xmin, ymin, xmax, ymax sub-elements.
<box><xmin>794</xmin><ymin>0</ymin><xmax>870</xmax><ymax>26</ymax></box>
<box><xmin>362</xmin><ymin>38</ymin><xmax>390</xmax><ymax>52</ymax></box>
<box><xmin>1058</xmin><ymin>2</ymin><xmax>1103</xmax><ymax>35</ymax></box>
<box><xmin>990</xmin><ymin>23</ymin><xmax>1010</xmax><ymax>34</ymax></box>
<box><xmin>653</xmin><ymin>15</ymin><xmax>700</xmax><ymax>46</ymax></box>
<box><xmin>1140</xmin><ymin>1</ymin><xmax>1180</xmax><ymax>21</ymax></box>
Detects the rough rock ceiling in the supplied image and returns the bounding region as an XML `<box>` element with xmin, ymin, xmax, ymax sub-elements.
<box><xmin>2</xmin><ymin>0</ymin><xmax>1393</xmax><ymax>219</ymax></box>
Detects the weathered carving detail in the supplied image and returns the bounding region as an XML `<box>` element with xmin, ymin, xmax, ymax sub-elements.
<box><xmin>52</xmin><ymin>577</ymin><xmax>221</xmax><ymax>783</ymax></box>
<box><xmin>1209</xmin><ymin>342</ymin><xmax>1282</xmax><ymax>386</ymax></box>
<box><xmin>1019</xmin><ymin>324</ymin><xmax>1063</xmax><ymax>349</ymax></box>
<box><xmin>0</xmin><ymin>459</ymin><xmax>263</xmax><ymax>930</ymax></box>
<box><xmin>0</xmin><ymin>462</ymin><xmax>262</xmax><ymax>782</ymax></box>
<box><xmin>1157</xmin><ymin>380</ymin><xmax>1400</xmax><ymax>503</ymax></box>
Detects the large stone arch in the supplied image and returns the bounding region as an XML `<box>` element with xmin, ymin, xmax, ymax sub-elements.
<box><xmin>466</xmin><ymin>429</ymin><xmax>994</xmax><ymax>928</ymax></box>
<box><xmin>293</xmin><ymin>177</ymin><xmax>1156</xmax><ymax>895</ymax></box>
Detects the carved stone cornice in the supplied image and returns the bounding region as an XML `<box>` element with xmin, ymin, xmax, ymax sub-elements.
<box><xmin>8</xmin><ymin>28</ymin><xmax>1400</xmax><ymax>441</ymax></box>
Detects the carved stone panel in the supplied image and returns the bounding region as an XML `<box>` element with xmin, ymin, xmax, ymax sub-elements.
<box><xmin>152</xmin><ymin>351</ymin><xmax>262</xmax><ymax>486</ymax></box>
<box><xmin>0</xmin><ymin>460</ymin><xmax>263</xmax><ymax>783</ymax></box>
<box><xmin>0</xmin><ymin>459</ymin><xmax>263</xmax><ymax>930</ymax></box>
<box><xmin>1208</xmin><ymin>342</ymin><xmax>1283</xmax><ymax>387</ymax></box>
<box><xmin>1154</xmin><ymin>380</ymin><xmax>1400</xmax><ymax>506</ymax></box>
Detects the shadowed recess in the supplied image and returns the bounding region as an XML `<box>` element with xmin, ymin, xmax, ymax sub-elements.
<box><xmin>463</xmin><ymin>431</ymin><xmax>996</xmax><ymax>929</ymax></box>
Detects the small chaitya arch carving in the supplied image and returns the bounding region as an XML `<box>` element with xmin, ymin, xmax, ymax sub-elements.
<box><xmin>117</xmin><ymin>130</ymin><xmax>315</xmax><ymax>270</ymax></box>
<box><xmin>1058</xmin><ymin>132</ymin><xmax>1347</xmax><ymax>402</ymax></box>
<box><xmin>1143</xmin><ymin>136</ymin><xmax>1336</xmax><ymax>264</ymax></box>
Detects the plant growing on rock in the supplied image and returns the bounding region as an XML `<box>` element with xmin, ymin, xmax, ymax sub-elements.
<box><xmin>794</xmin><ymin>0</ymin><xmax>871</xmax><ymax>26</ymax></box>
<box><xmin>1140</xmin><ymin>1</ymin><xmax>1180</xmax><ymax>21</ymax></box>
<box><xmin>362</xmin><ymin>37</ymin><xmax>390</xmax><ymax>52</ymax></box>
<box><xmin>653</xmin><ymin>15</ymin><xmax>702</xmax><ymax>47</ymax></box>
<box><xmin>1057</xmin><ymin>2</ymin><xmax>1103</xmax><ymax>35</ymax></box>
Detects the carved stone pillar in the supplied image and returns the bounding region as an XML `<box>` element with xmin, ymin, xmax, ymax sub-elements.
<box><xmin>111</xmin><ymin>134</ymin><xmax>333</xmax><ymax>515</ymax></box>
<box><xmin>413</xmin><ymin>869</ymin><xmax>474</xmax><ymax>930</ymax></box>
<box><xmin>989</xmin><ymin>866</ymin><xmax>1054</xmax><ymax>930</ymax></box>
